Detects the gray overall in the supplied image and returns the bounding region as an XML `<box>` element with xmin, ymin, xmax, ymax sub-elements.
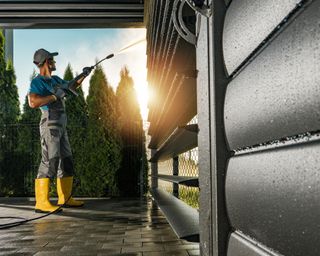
<box><xmin>37</xmin><ymin>98</ymin><xmax>74</xmax><ymax>178</ymax></box>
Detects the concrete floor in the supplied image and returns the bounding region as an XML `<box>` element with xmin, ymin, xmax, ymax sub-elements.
<box><xmin>0</xmin><ymin>197</ymin><xmax>199</xmax><ymax>256</ymax></box>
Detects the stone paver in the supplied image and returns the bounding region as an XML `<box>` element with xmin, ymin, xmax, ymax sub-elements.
<box><xmin>0</xmin><ymin>197</ymin><xmax>199</xmax><ymax>255</ymax></box>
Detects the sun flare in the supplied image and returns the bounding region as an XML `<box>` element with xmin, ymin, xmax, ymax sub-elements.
<box><xmin>135</xmin><ymin>79</ymin><xmax>149</xmax><ymax>121</ymax></box>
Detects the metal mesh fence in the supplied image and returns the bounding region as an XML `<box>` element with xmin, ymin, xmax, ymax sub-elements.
<box><xmin>0</xmin><ymin>122</ymin><xmax>149</xmax><ymax>197</ymax></box>
<box><xmin>178</xmin><ymin>147</ymin><xmax>199</xmax><ymax>209</ymax></box>
<box><xmin>179</xmin><ymin>148</ymin><xmax>198</xmax><ymax>177</ymax></box>
<box><xmin>23</xmin><ymin>124</ymin><xmax>40</xmax><ymax>195</ymax></box>
<box><xmin>178</xmin><ymin>115</ymin><xmax>199</xmax><ymax>208</ymax></box>
<box><xmin>0</xmin><ymin>123</ymin><xmax>40</xmax><ymax>196</ymax></box>
<box><xmin>158</xmin><ymin>158</ymin><xmax>173</xmax><ymax>194</ymax></box>
<box><xmin>156</xmin><ymin>149</ymin><xmax>199</xmax><ymax>209</ymax></box>
<box><xmin>153</xmin><ymin>115</ymin><xmax>199</xmax><ymax>209</ymax></box>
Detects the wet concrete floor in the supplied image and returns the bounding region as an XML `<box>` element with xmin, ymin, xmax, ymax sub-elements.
<box><xmin>0</xmin><ymin>197</ymin><xmax>199</xmax><ymax>256</ymax></box>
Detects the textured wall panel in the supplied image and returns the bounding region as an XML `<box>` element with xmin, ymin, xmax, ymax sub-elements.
<box><xmin>226</xmin><ymin>142</ymin><xmax>320</xmax><ymax>256</ymax></box>
<box><xmin>224</xmin><ymin>1</ymin><xmax>320</xmax><ymax>150</ymax></box>
<box><xmin>227</xmin><ymin>232</ymin><xmax>277</xmax><ymax>256</ymax></box>
<box><xmin>223</xmin><ymin>0</ymin><xmax>301</xmax><ymax>75</ymax></box>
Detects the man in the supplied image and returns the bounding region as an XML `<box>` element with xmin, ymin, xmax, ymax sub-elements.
<box><xmin>28</xmin><ymin>48</ymin><xmax>92</xmax><ymax>213</ymax></box>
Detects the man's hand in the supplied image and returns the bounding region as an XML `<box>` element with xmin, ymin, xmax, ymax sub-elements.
<box><xmin>67</xmin><ymin>66</ymin><xmax>94</xmax><ymax>92</ymax></box>
<box><xmin>82</xmin><ymin>66</ymin><xmax>93</xmax><ymax>77</ymax></box>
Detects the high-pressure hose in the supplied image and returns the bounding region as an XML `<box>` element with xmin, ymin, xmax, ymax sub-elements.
<box><xmin>0</xmin><ymin>194</ymin><xmax>72</xmax><ymax>230</ymax></box>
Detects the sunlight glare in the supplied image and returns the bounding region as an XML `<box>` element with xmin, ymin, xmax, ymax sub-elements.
<box><xmin>135</xmin><ymin>78</ymin><xmax>149</xmax><ymax>121</ymax></box>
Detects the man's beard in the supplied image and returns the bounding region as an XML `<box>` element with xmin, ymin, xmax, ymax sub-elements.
<box><xmin>49</xmin><ymin>65</ymin><xmax>56</xmax><ymax>71</ymax></box>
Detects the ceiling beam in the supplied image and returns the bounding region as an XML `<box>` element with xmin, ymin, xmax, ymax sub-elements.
<box><xmin>0</xmin><ymin>1</ymin><xmax>145</xmax><ymax>28</ymax></box>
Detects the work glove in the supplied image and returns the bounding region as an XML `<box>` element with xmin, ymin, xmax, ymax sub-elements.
<box><xmin>54</xmin><ymin>87</ymin><xmax>66</xmax><ymax>99</ymax></box>
<box><xmin>82</xmin><ymin>66</ymin><xmax>93</xmax><ymax>77</ymax></box>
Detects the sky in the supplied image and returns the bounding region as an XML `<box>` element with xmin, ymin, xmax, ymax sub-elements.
<box><xmin>13</xmin><ymin>28</ymin><xmax>149</xmax><ymax>120</ymax></box>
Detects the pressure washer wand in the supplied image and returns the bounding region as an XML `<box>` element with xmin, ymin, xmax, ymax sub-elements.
<box><xmin>85</xmin><ymin>53</ymin><xmax>115</xmax><ymax>73</ymax></box>
<box><xmin>93</xmin><ymin>53</ymin><xmax>115</xmax><ymax>68</ymax></box>
<box><xmin>67</xmin><ymin>53</ymin><xmax>115</xmax><ymax>96</ymax></box>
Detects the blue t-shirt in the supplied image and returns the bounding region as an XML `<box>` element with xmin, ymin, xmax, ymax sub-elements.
<box><xmin>29</xmin><ymin>75</ymin><xmax>67</xmax><ymax>111</ymax></box>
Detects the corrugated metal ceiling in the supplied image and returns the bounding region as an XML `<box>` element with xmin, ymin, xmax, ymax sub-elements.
<box><xmin>0</xmin><ymin>0</ymin><xmax>145</xmax><ymax>28</ymax></box>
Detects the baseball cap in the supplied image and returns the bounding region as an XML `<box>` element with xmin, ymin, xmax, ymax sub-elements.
<box><xmin>33</xmin><ymin>48</ymin><xmax>58</xmax><ymax>66</ymax></box>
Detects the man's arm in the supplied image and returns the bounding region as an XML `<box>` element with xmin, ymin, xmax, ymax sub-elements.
<box><xmin>77</xmin><ymin>76</ymin><xmax>86</xmax><ymax>86</ymax></box>
<box><xmin>28</xmin><ymin>93</ymin><xmax>56</xmax><ymax>109</ymax></box>
<box><xmin>67</xmin><ymin>68</ymin><xmax>90</xmax><ymax>92</ymax></box>
<box><xmin>73</xmin><ymin>76</ymin><xmax>85</xmax><ymax>89</ymax></box>
<box><xmin>74</xmin><ymin>66</ymin><xmax>92</xmax><ymax>88</ymax></box>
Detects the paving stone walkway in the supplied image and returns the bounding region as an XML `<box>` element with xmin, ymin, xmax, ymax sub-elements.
<box><xmin>0</xmin><ymin>197</ymin><xmax>199</xmax><ymax>256</ymax></box>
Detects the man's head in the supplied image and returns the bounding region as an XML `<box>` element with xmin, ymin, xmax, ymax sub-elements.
<box><xmin>33</xmin><ymin>48</ymin><xmax>58</xmax><ymax>72</ymax></box>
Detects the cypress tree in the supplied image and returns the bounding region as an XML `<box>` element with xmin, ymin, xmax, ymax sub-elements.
<box><xmin>63</xmin><ymin>63</ymin><xmax>88</xmax><ymax>195</ymax></box>
<box><xmin>0</xmin><ymin>31</ymin><xmax>23</xmax><ymax>195</ymax></box>
<box><xmin>0</xmin><ymin>32</ymin><xmax>20</xmax><ymax>125</ymax></box>
<box><xmin>20</xmin><ymin>69</ymin><xmax>41</xmax><ymax>123</ymax></box>
<box><xmin>64</xmin><ymin>64</ymin><xmax>87</xmax><ymax>127</ymax></box>
<box><xmin>19</xmin><ymin>69</ymin><xmax>41</xmax><ymax>153</ymax></box>
<box><xmin>116</xmin><ymin>66</ymin><xmax>147</xmax><ymax>196</ymax></box>
<box><xmin>4</xmin><ymin>60</ymin><xmax>20</xmax><ymax>123</ymax></box>
<box><xmin>17</xmin><ymin>70</ymin><xmax>41</xmax><ymax>195</ymax></box>
<box><xmin>0</xmin><ymin>35</ymin><xmax>16</xmax><ymax>125</ymax></box>
<box><xmin>82</xmin><ymin>65</ymin><xmax>121</xmax><ymax>196</ymax></box>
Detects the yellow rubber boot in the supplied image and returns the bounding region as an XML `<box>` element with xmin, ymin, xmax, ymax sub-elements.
<box><xmin>35</xmin><ymin>178</ymin><xmax>62</xmax><ymax>213</ymax></box>
<box><xmin>57</xmin><ymin>176</ymin><xmax>84</xmax><ymax>207</ymax></box>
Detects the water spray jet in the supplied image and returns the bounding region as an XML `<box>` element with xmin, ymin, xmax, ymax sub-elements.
<box><xmin>91</xmin><ymin>37</ymin><xmax>145</xmax><ymax>69</ymax></box>
<box><xmin>68</xmin><ymin>37</ymin><xmax>145</xmax><ymax>96</ymax></box>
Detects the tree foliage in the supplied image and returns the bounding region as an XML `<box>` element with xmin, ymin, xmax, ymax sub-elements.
<box><xmin>64</xmin><ymin>64</ymin><xmax>87</xmax><ymax>127</ymax></box>
<box><xmin>20</xmin><ymin>70</ymin><xmax>41</xmax><ymax>124</ymax></box>
<box><xmin>0</xmin><ymin>31</ymin><xmax>24</xmax><ymax>195</ymax></box>
<box><xmin>82</xmin><ymin>65</ymin><xmax>121</xmax><ymax>196</ymax></box>
<box><xmin>0</xmin><ymin>32</ymin><xmax>20</xmax><ymax>125</ymax></box>
<box><xmin>116</xmin><ymin>66</ymin><xmax>148</xmax><ymax>196</ymax></box>
<box><xmin>16</xmin><ymin>70</ymin><xmax>41</xmax><ymax>195</ymax></box>
<box><xmin>4</xmin><ymin>60</ymin><xmax>20</xmax><ymax>123</ymax></box>
<box><xmin>62</xmin><ymin>64</ymin><xmax>89</xmax><ymax>195</ymax></box>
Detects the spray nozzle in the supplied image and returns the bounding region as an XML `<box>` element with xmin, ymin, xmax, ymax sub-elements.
<box><xmin>106</xmin><ymin>53</ymin><xmax>114</xmax><ymax>59</ymax></box>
